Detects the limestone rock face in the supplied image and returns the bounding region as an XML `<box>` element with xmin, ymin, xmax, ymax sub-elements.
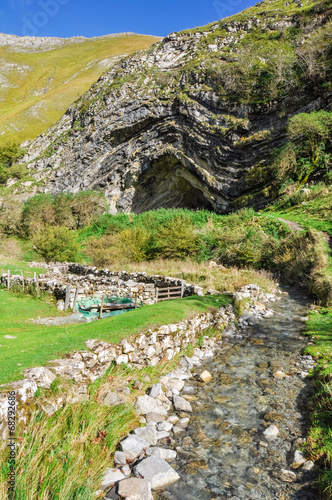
<box><xmin>17</xmin><ymin>2</ymin><xmax>331</xmax><ymax>213</ymax></box>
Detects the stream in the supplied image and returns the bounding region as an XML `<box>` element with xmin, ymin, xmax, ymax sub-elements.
<box><xmin>157</xmin><ymin>288</ymin><xmax>318</xmax><ymax>500</ymax></box>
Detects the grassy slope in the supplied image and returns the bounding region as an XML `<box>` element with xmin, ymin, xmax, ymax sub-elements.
<box><xmin>265</xmin><ymin>187</ymin><xmax>332</xmax><ymax>235</ymax></box>
<box><xmin>264</xmin><ymin>188</ymin><xmax>332</xmax><ymax>278</ymax></box>
<box><xmin>0</xmin><ymin>35</ymin><xmax>159</xmax><ymax>147</ymax></box>
<box><xmin>304</xmin><ymin>308</ymin><xmax>332</xmax><ymax>498</ymax></box>
<box><xmin>0</xmin><ymin>291</ymin><xmax>227</xmax><ymax>385</ymax></box>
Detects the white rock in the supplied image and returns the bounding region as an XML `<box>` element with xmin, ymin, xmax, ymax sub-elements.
<box><xmin>149</xmin><ymin>383</ymin><xmax>162</xmax><ymax>398</ymax></box>
<box><xmin>199</xmin><ymin>370</ymin><xmax>212</xmax><ymax>383</ymax></box>
<box><xmin>121</xmin><ymin>464</ymin><xmax>131</xmax><ymax>477</ymax></box>
<box><xmin>157</xmin><ymin>421</ymin><xmax>173</xmax><ymax>432</ymax></box>
<box><xmin>291</xmin><ymin>450</ymin><xmax>307</xmax><ymax>469</ymax></box>
<box><xmin>100</xmin><ymin>468</ymin><xmax>125</xmax><ymax>490</ymax></box>
<box><xmin>23</xmin><ymin>367</ymin><xmax>56</xmax><ymax>389</ymax></box>
<box><xmin>178</xmin><ymin>417</ymin><xmax>190</xmax><ymax>428</ymax></box>
<box><xmin>116</xmin><ymin>354</ymin><xmax>129</xmax><ymax>365</ymax></box>
<box><xmin>134</xmin><ymin>426</ymin><xmax>157</xmax><ymax>445</ymax></box>
<box><xmin>146</xmin><ymin>447</ymin><xmax>177</xmax><ymax>460</ymax></box>
<box><xmin>173</xmin><ymin>395</ymin><xmax>192</xmax><ymax>413</ymax></box>
<box><xmin>263</xmin><ymin>425</ymin><xmax>279</xmax><ymax>441</ymax></box>
<box><xmin>114</xmin><ymin>451</ymin><xmax>127</xmax><ymax>466</ymax></box>
<box><xmin>120</xmin><ymin>435</ymin><xmax>150</xmax><ymax>460</ymax></box>
<box><xmin>117</xmin><ymin>477</ymin><xmax>153</xmax><ymax>500</ymax></box>
<box><xmin>133</xmin><ymin>456</ymin><xmax>180</xmax><ymax>489</ymax></box>
<box><xmin>280</xmin><ymin>469</ymin><xmax>297</xmax><ymax>482</ymax></box>
<box><xmin>179</xmin><ymin>356</ymin><xmax>194</xmax><ymax>370</ymax></box>
<box><xmin>135</xmin><ymin>395</ymin><xmax>168</xmax><ymax>416</ymax></box>
<box><xmin>146</xmin><ymin>412</ymin><xmax>165</xmax><ymax>423</ymax></box>
<box><xmin>3</xmin><ymin>379</ymin><xmax>38</xmax><ymax>403</ymax></box>
<box><xmin>156</xmin><ymin>431</ymin><xmax>170</xmax><ymax>440</ymax></box>
<box><xmin>168</xmin><ymin>415</ymin><xmax>179</xmax><ymax>425</ymax></box>
<box><xmin>302</xmin><ymin>460</ymin><xmax>314</xmax><ymax>471</ymax></box>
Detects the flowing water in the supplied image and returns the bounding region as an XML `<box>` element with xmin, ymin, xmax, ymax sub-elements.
<box><xmin>158</xmin><ymin>288</ymin><xmax>318</xmax><ymax>500</ymax></box>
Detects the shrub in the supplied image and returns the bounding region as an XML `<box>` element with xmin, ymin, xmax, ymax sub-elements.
<box><xmin>155</xmin><ymin>216</ymin><xmax>200</xmax><ymax>260</ymax></box>
<box><xmin>32</xmin><ymin>226</ymin><xmax>80</xmax><ymax>263</ymax></box>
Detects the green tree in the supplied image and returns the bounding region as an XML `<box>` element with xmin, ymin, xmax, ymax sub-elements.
<box><xmin>22</xmin><ymin>194</ymin><xmax>56</xmax><ymax>237</ymax></box>
<box><xmin>288</xmin><ymin>111</ymin><xmax>332</xmax><ymax>186</ymax></box>
<box><xmin>32</xmin><ymin>226</ymin><xmax>80</xmax><ymax>263</ymax></box>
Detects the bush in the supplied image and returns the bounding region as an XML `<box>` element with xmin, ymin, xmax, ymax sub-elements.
<box><xmin>32</xmin><ymin>226</ymin><xmax>80</xmax><ymax>263</ymax></box>
<box><xmin>21</xmin><ymin>191</ymin><xmax>108</xmax><ymax>237</ymax></box>
<box><xmin>288</xmin><ymin>111</ymin><xmax>332</xmax><ymax>185</ymax></box>
<box><xmin>0</xmin><ymin>144</ymin><xmax>27</xmax><ymax>184</ymax></box>
<box><xmin>85</xmin><ymin>227</ymin><xmax>152</xmax><ymax>267</ymax></box>
<box><xmin>155</xmin><ymin>216</ymin><xmax>200</xmax><ymax>260</ymax></box>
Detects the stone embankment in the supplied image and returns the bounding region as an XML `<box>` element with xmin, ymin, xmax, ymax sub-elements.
<box><xmin>0</xmin><ymin>283</ymin><xmax>282</xmax><ymax>499</ymax></box>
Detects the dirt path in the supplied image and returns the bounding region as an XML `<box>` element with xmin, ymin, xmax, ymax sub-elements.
<box><xmin>278</xmin><ymin>217</ymin><xmax>332</xmax><ymax>255</ymax></box>
<box><xmin>278</xmin><ymin>217</ymin><xmax>304</xmax><ymax>232</ymax></box>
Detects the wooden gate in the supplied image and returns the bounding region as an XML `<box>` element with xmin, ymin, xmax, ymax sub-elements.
<box><xmin>156</xmin><ymin>284</ymin><xmax>184</xmax><ymax>302</ymax></box>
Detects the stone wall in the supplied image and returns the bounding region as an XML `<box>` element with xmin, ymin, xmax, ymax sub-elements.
<box><xmin>1</xmin><ymin>264</ymin><xmax>204</xmax><ymax>308</ymax></box>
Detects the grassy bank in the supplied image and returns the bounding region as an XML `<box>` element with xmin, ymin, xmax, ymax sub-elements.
<box><xmin>0</xmin><ymin>290</ymin><xmax>229</xmax><ymax>385</ymax></box>
<box><xmin>0</xmin><ymin>356</ymin><xmax>191</xmax><ymax>500</ymax></box>
<box><xmin>304</xmin><ymin>308</ymin><xmax>332</xmax><ymax>499</ymax></box>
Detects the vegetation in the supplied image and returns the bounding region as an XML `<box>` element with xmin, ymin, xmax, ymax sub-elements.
<box><xmin>304</xmin><ymin>308</ymin><xmax>332</xmax><ymax>499</ymax></box>
<box><xmin>0</xmin><ymin>352</ymin><xmax>199</xmax><ymax>499</ymax></box>
<box><xmin>0</xmin><ymin>290</ymin><xmax>227</xmax><ymax>385</ymax></box>
<box><xmin>287</xmin><ymin>111</ymin><xmax>332</xmax><ymax>186</ymax></box>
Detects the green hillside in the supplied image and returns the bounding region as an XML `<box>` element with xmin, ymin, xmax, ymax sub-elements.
<box><xmin>0</xmin><ymin>34</ymin><xmax>160</xmax><ymax>147</ymax></box>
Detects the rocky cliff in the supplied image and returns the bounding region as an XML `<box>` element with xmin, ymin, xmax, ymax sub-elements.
<box><xmin>20</xmin><ymin>0</ymin><xmax>332</xmax><ymax>213</ymax></box>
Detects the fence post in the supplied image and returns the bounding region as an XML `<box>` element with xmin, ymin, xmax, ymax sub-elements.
<box><xmin>181</xmin><ymin>281</ymin><xmax>185</xmax><ymax>298</ymax></box>
<box><xmin>64</xmin><ymin>284</ymin><xmax>71</xmax><ymax>311</ymax></box>
<box><xmin>72</xmin><ymin>287</ymin><xmax>79</xmax><ymax>312</ymax></box>
<box><xmin>99</xmin><ymin>294</ymin><xmax>105</xmax><ymax>319</ymax></box>
<box><xmin>134</xmin><ymin>292</ymin><xmax>138</xmax><ymax>310</ymax></box>
<box><xmin>156</xmin><ymin>288</ymin><xmax>159</xmax><ymax>303</ymax></box>
<box><xmin>36</xmin><ymin>276</ymin><xmax>40</xmax><ymax>297</ymax></box>
<box><xmin>7</xmin><ymin>270</ymin><xmax>10</xmax><ymax>291</ymax></box>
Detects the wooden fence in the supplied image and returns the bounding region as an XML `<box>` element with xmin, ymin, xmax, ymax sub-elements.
<box><xmin>156</xmin><ymin>284</ymin><xmax>184</xmax><ymax>302</ymax></box>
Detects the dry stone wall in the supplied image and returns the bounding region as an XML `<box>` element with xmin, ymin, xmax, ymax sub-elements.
<box><xmin>1</xmin><ymin>264</ymin><xmax>204</xmax><ymax>308</ymax></box>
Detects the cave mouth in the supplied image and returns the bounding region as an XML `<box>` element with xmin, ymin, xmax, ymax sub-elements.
<box><xmin>131</xmin><ymin>155</ymin><xmax>214</xmax><ymax>213</ymax></box>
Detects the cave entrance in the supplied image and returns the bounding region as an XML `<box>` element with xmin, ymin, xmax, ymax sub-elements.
<box><xmin>131</xmin><ymin>155</ymin><xmax>214</xmax><ymax>213</ymax></box>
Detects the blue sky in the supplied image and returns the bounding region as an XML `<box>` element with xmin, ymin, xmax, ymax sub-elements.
<box><xmin>0</xmin><ymin>0</ymin><xmax>253</xmax><ymax>38</ymax></box>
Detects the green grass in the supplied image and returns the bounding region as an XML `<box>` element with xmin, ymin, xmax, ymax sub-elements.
<box><xmin>0</xmin><ymin>260</ymin><xmax>45</xmax><ymax>278</ymax></box>
<box><xmin>0</xmin><ymin>290</ymin><xmax>229</xmax><ymax>385</ymax></box>
<box><xmin>0</xmin><ymin>35</ymin><xmax>159</xmax><ymax>147</ymax></box>
<box><xmin>265</xmin><ymin>185</ymin><xmax>332</xmax><ymax>236</ymax></box>
<box><xmin>304</xmin><ymin>308</ymin><xmax>332</xmax><ymax>499</ymax></box>
<box><xmin>0</xmin><ymin>354</ymin><xmax>194</xmax><ymax>500</ymax></box>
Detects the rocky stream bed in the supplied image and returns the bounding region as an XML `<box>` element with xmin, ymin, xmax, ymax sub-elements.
<box><xmin>155</xmin><ymin>287</ymin><xmax>317</xmax><ymax>500</ymax></box>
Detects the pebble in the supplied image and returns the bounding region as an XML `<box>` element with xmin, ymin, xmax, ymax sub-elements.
<box><xmin>199</xmin><ymin>370</ymin><xmax>213</xmax><ymax>383</ymax></box>
<box><xmin>173</xmin><ymin>395</ymin><xmax>192</xmax><ymax>413</ymax></box>
<box><xmin>263</xmin><ymin>425</ymin><xmax>279</xmax><ymax>441</ymax></box>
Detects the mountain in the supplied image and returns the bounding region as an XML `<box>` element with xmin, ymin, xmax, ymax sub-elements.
<box><xmin>10</xmin><ymin>0</ymin><xmax>332</xmax><ymax>212</ymax></box>
<box><xmin>0</xmin><ymin>32</ymin><xmax>160</xmax><ymax>146</ymax></box>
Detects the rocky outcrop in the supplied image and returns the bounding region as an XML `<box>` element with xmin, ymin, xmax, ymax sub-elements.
<box><xmin>19</xmin><ymin>0</ymin><xmax>332</xmax><ymax>213</ymax></box>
